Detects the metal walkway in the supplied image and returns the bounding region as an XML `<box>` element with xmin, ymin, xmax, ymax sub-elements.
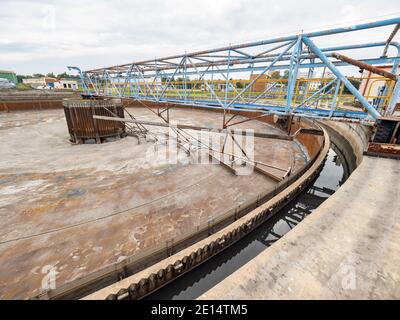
<box><xmin>70</xmin><ymin>18</ymin><xmax>400</xmax><ymax>124</ymax></box>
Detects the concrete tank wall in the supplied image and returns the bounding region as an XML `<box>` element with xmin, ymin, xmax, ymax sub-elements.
<box><xmin>198</xmin><ymin>119</ymin><xmax>400</xmax><ymax>300</ymax></box>
<box><xmin>322</xmin><ymin>121</ymin><xmax>372</xmax><ymax>165</ymax></box>
<box><xmin>81</xmin><ymin>107</ymin><xmax>374</xmax><ymax>300</ymax></box>
<box><xmin>79</xmin><ymin>104</ymin><xmax>329</xmax><ymax>301</ymax></box>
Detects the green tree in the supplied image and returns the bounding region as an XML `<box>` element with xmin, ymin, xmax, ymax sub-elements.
<box><xmin>57</xmin><ymin>72</ymin><xmax>80</xmax><ymax>80</ymax></box>
<box><xmin>270</xmin><ymin>71</ymin><xmax>281</xmax><ymax>79</ymax></box>
<box><xmin>343</xmin><ymin>79</ymin><xmax>361</xmax><ymax>94</ymax></box>
<box><xmin>161</xmin><ymin>76</ymin><xmax>172</xmax><ymax>83</ymax></box>
<box><xmin>17</xmin><ymin>75</ymin><xmax>28</xmax><ymax>83</ymax></box>
<box><xmin>57</xmin><ymin>72</ymin><xmax>69</xmax><ymax>79</ymax></box>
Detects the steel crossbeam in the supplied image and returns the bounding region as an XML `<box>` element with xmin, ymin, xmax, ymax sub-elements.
<box><xmin>70</xmin><ymin>17</ymin><xmax>400</xmax><ymax>124</ymax></box>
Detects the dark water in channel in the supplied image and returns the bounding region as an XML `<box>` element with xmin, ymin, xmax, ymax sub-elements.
<box><xmin>146</xmin><ymin>127</ymin><xmax>357</xmax><ymax>300</ymax></box>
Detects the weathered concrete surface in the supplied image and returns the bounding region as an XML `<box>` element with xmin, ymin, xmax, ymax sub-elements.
<box><xmin>200</xmin><ymin>156</ymin><xmax>400</xmax><ymax>299</ymax></box>
<box><xmin>82</xmin><ymin>127</ymin><xmax>328</xmax><ymax>300</ymax></box>
<box><xmin>0</xmin><ymin>90</ymin><xmax>79</xmax><ymax>112</ymax></box>
<box><xmin>0</xmin><ymin>107</ymin><xmax>307</xmax><ymax>299</ymax></box>
<box><xmin>323</xmin><ymin>121</ymin><xmax>371</xmax><ymax>165</ymax></box>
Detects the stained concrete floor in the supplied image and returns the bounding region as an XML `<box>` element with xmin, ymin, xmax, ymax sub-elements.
<box><xmin>0</xmin><ymin>107</ymin><xmax>307</xmax><ymax>299</ymax></box>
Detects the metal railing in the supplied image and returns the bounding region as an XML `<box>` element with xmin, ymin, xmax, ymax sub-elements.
<box><xmin>69</xmin><ymin>18</ymin><xmax>400</xmax><ymax>124</ymax></box>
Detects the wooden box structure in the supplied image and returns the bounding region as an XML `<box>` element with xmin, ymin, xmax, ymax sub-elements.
<box><xmin>63</xmin><ymin>98</ymin><xmax>126</xmax><ymax>144</ymax></box>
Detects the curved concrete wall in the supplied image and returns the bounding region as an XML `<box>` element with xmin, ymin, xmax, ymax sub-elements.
<box><xmin>79</xmin><ymin>106</ymin><xmax>329</xmax><ymax>301</ymax></box>
<box><xmin>199</xmin><ymin>120</ymin><xmax>400</xmax><ymax>300</ymax></box>
<box><xmin>322</xmin><ymin>121</ymin><xmax>372</xmax><ymax>165</ymax></box>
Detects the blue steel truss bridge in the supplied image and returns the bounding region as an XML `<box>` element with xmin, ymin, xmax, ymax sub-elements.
<box><xmin>70</xmin><ymin>18</ymin><xmax>400</xmax><ymax>131</ymax></box>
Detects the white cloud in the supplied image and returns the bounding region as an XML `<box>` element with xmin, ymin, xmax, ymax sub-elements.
<box><xmin>0</xmin><ymin>0</ymin><xmax>399</xmax><ymax>74</ymax></box>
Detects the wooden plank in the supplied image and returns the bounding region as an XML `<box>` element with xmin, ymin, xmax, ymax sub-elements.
<box><xmin>254</xmin><ymin>165</ymin><xmax>283</xmax><ymax>182</ymax></box>
<box><xmin>93</xmin><ymin>115</ymin><xmax>294</xmax><ymax>141</ymax></box>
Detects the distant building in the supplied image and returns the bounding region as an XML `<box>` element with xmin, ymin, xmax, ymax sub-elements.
<box><xmin>297</xmin><ymin>71</ymin><xmax>333</xmax><ymax>80</ymax></box>
<box><xmin>298</xmin><ymin>70</ymin><xmax>335</xmax><ymax>92</ymax></box>
<box><xmin>23</xmin><ymin>77</ymin><xmax>58</xmax><ymax>89</ymax></box>
<box><xmin>55</xmin><ymin>79</ymin><xmax>78</xmax><ymax>90</ymax></box>
<box><xmin>0</xmin><ymin>70</ymin><xmax>18</xmax><ymax>84</ymax></box>
<box><xmin>250</xmin><ymin>74</ymin><xmax>269</xmax><ymax>92</ymax></box>
<box><xmin>22</xmin><ymin>77</ymin><xmax>79</xmax><ymax>90</ymax></box>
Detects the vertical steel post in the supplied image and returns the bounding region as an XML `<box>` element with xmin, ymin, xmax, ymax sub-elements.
<box><xmin>302</xmin><ymin>56</ymin><xmax>315</xmax><ymax>103</ymax></box>
<box><xmin>225</xmin><ymin>49</ymin><xmax>231</xmax><ymax>107</ymax></box>
<box><xmin>387</xmin><ymin>78</ymin><xmax>400</xmax><ymax>115</ymax></box>
<box><xmin>184</xmin><ymin>54</ymin><xmax>187</xmax><ymax>103</ymax></box>
<box><xmin>329</xmin><ymin>80</ymin><xmax>341</xmax><ymax>118</ymax></box>
<box><xmin>104</xmin><ymin>70</ymin><xmax>109</xmax><ymax>96</ymax></box>
<box><xmin>382</xmin><ymin>43</ymin><xmax>400</xmax><ymax>115</ymax></box>
<box><xmin>223</xmin><ymin>49</ymin><xmax>232</xmax><ymax>127</ymax></box>
<box><xmin>155</xmin><ymin>58</ymin><xmax>159</xmax><ymax>101</ymax></box>
<box><xmin>211</xmin><ymin>65</ymin><xmax>214</xmax><ymax>101</ymax></box>
<box><xmin>286</xmin><ymin>36</ymin><xmax>302</xmax><ymax>113</ymax></box>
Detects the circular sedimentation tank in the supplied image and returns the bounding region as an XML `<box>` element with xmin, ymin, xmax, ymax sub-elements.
<box><xmin>63</xmin><ymin>98</ymin><xmax>126</xmax><ymax>144</ymax></box>
<box><xmin>0</xmin><ymin>103</ymin><xmax>326</xmax><ymax>299</ymax></box>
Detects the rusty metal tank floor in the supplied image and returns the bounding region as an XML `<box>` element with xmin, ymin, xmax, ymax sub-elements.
<box><xmin>0</xmin><ymin>107</ymin><xmax>308</xmax><ymax>299</ymax></box>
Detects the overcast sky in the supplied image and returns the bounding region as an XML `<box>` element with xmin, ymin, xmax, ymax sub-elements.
<box><xmin>1</xmin><ymin>0</ymin><xmax>400</xmax><ymax>75</ymax></box>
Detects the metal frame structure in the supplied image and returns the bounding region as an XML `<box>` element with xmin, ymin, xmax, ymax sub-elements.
<box><xmin>70</xmin><ymin>18</ymin><xmax>400</xmax><ymax>126</ymax></box>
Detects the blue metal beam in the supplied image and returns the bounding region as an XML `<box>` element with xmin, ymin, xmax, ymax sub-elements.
<box><xmin>85</xmin><ymin>17</ymin><xmax>400</xmax><ymax>73</ymax></box>
<box><xmin>296</xmin><ymin>36</ymin><xmax>382</xmax><ymax>119</ymax></box>
<box><xmin>126</xmin><ymin>56</ymin><xmax>400</xmax><ymax>79</ymax></box>
<box><xmin>74</xmin><ymin>18</ymin><xmax>400</xmax><ymax>122</ymax></box>
<box><xmin>286</xmin><ymin>36</ymin><xmax>302</xmax><ymax>112</ymax></box>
